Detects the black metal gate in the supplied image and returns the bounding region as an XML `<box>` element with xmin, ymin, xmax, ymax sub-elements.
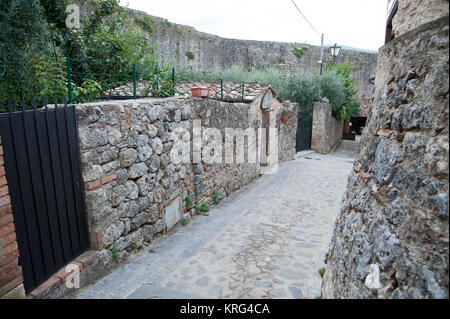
<box><xmin>296</xmin><ymin>107</ymin><xmax>313</xmax><ymax>152</ymax></box>
<box><xmin>0</xmin><ymin>102</ymin><xmax>90</xmax><ymax>294</ymax></box>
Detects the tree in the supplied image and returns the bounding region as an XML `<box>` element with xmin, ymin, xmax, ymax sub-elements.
<box><xmin>324</xmin><ymin>60</ymin><xmax>361</xmax><ymax>119</ymax></box>
<box><xmin>0</xmin><ymin>0</ymin><xmax>48</xmax><ymax>103</ymax></box>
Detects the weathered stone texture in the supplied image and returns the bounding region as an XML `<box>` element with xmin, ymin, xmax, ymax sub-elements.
<box><xmin>311</xmin><ymin>101</ymin><xmax>344</xmax><ymax>155</ymax></box>
<box><xmin>323</xmin><ymin>17</ymin><xmax>449</xmax><ymax>299</ymax></box>
<box><xmin>77</xmin><ymin>98</ymin><xmax>197</xmax><ymax>260</ymax></box>
<box><xmin>393</xmin><ymin>0</ymin><xmax>449</xmax><ymax>38</ymax></box>
<box><xmin>76</xmin><ymin>95</ymin><xmax>297</xmax><ymax>272</ymax></box>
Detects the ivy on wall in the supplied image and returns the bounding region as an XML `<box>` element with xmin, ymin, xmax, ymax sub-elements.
<box><xmin>185</xmin><ymin>51</ymin><xmax>195</xmax><ymax>60</ymax></box>
<box><xmin>291</xmin><ymin>43</ymin><xmax>310</xmax><ymax>60</ymax></box>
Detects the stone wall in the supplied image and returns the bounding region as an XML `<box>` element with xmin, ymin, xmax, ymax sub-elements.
<box><xmin>77</xmin><ymin>96</ymin><xmax>298</xmax><ymax>268</ymax></box>
<box><xmin>190</xmin><ymin>99</ymin><xmax>259</xmax><ymax>204</ymax></box>
<box><xmin>393</xmin><ymin>0</ymin><xmax>449</xmax><ymax>38</ymax></box>
<box><xmin>322</xmin><ymin>16</ymin><xmax>449</xmax><ymax>299</ymax></box>
<box><xmin>311</xmin><ymin>101</ymin><xmax>344</xmax><ymax>155</ymax></box>
<box><xmin>78</xmin><ymin>98</ymin><xmax>196</xmax><ymax>263</ymax></box>
<box><xmin>279</xmin><ymin>102</ymin><xmax>299</xmax><ymax>161</ymax></box>
<box><xmin>0</xmin><ymin>136</ymin><xmax>25</xmax><ymax>299</ymax></box>
<box><xmin>131</xmin><ymin>9</ymin><xmax>377</xmax><ymax>98</ymax></box>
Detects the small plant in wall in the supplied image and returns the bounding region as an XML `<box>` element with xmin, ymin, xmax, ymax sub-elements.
<box><xmin>185</xmin><ymin>51</ymin><xmax>195</xmax><ymax>60</ymax></box>
<box><xmin>181</xmin><ymin>218</ymin><xmax>190</xmax><ymax>226</ymax></box>
<box><xmin>109</xmin><ymin>245</ymin><xmax>119</xmax><ymax>262</ymax></box>
<box><xmin>195</xmin><ymin>202</ymin><xmax>210</xmax><ymax>215</ymax></box>
<box><xmin>213</xmin><ymin>191</ymin><xmax>222</xmax><ymax>205</ymax></box>
<box><xmin>319</xmin><ymin>267</ymin><xmax>326</xmax><ymax>278</ymax></box>
<box><xmin>135</xmin><ymin>16</ymin><xmax>154</xmax><ymax>34</ymax></box>
<box><xmin>185</xmin><ymin>193</ymin><xmax>194</xmax><ymax>209</ymax></box>
<box><xmin>281</xmin><ymin>110</ymin><xmax>290</xmax><ymax>123</ymax></box>
<box><xmin>291</xmin><ymin>43</ymin><xmax>310</xmax><ymax>60</ymax></box>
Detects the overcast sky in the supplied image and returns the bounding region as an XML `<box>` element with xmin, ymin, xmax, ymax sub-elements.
<box><xmin>121</xmin><ymin>0</ymin><xmax>388</xmax><ymax>51</ymax></box>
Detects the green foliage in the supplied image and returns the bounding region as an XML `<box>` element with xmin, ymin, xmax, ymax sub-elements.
<box><xmin>73</xmin><ymin>79</ymin><xmax>103</xmax><ymax>104</ymax></box>
<box><xmin>176</xmin><ymin>63</ymin><xmax>358</xmax><ymax>121</ymax></box>
<box><xmin>0</xmin><ymin>0</ymin><xmax>48</xmax><ymax>102</ymax></box>
<box><xmin>143</xmin><ymin>63</ymin><xmax>177</xmax><ymax>98</ymax></box>
<box><xmin>185</xmin><ymin>193</ymin><xmax>194</xmax><ymax>208</ymax></box>
<box><xmin>201</xmin><ymin>202</ymin><xmax>210</xmax><ymax>212</ymax></box>
<box><xmin>195</xmin><ymin>202</ymin><xmax>210</xmax><ymax>215</ymax></box>
<box><xmin>324</xmin><ymin>60</ymin><xmax>361</xmax><ymax>119</ymax></box>
<box><xmin>109</xmin><ymin>245</ymin><xmax>119</xmax><ymax>262</ymax></box>
<box><xmin>28</xmin><ymin>55</ymin><xmax>68</xmax><ymax>101</ymax></box>
<box><xmin>1</xmin><ymin>0</ymin><xmax>177</xmax><ymax>104</ymax></box>
<box><xmin>185</xmin><ymin>51</ymin><xmax>195</xmax><ymax>60</ymax></box>
<box><xmin>135</xmin><ymin>15</ymin><xmax>154</xmax><ymax>33</ymax></box>
<box><xmin>176</xmin><ymin>65</ymin><xmax>320</xmax><ymax>126</ymax></box>
<box><xmin>212</xmin><ymin>191</ymin><xmax>222</xmax><ymax>205</ymax></box>
<box><xmin>319</xmin><ymin>71</ymin><xmax>346</xmax><ymax>116</ymax></box>
<box><xmin>181</xmin><ymin>218</ymin><xmax>190</xmax><ymax>226</ymax></box>
<box><xmin>319</xmin><ymin>268</ymin><xmax>326</xmax><ymax>278</ymax></box>
<box><xmin>291</xmin><ymin>43</ymin><xmax>309</xmax><ymax>60</ymax></box>
<box><xmin>79</xmin><ymin>3</ymin><xmax>150</xmax><ymax>90</ymax></box>
<box><xmin>281</xmin><ymin>110</ymin><xmax>289</xmax><ymax>117</ymax></box>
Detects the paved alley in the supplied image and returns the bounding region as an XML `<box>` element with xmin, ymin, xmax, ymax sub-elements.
<box><xmin>75</xmin><ymin>141</ymin><xmax>357</xmax><ymax>299</ymax></box>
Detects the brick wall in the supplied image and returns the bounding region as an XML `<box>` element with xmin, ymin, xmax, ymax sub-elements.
<box><xmin>0</xmin><ymin>136</ymin><xmax>25</xmax><ymax>298</ymax></box>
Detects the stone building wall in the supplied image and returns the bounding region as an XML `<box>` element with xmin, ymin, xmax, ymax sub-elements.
<box><xmin>0</xmin><ymin>137</ymin><xmax>25</xmax><ymax>298</ymax></box>
<box><xmin>393</xmin><ymin>0</ymin><xmax>449</xmax><ymax>38</ymax></box>
<box><xmin>311</xmin><ymin>101</ymin><xmax>344</xmax><ymax>155</ymax></box>
<box><xmin>322</xmin><ymin>16</ymin><xmax>449</xmax><ymax>299</ymax></box>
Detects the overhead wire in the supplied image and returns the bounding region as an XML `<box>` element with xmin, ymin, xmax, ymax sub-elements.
<box><xmin>290</xmin><ymin>0</ymin><xmax>321</xmax><ymax>37</ymax></box>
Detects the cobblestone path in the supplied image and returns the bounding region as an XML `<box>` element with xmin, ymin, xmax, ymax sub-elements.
<box><xmin>75</xmin><ymin>141</ymin><xmax>357</xmax><ymax>299</ymax></box>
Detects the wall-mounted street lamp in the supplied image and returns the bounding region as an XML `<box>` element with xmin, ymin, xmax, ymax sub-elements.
<box><xmin>330</xmin><ymin>43</ymin><xmax>342</xmax><ymax>63</ymax></box>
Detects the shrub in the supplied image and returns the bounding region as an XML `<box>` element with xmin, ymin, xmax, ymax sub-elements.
<box><xmin>324</xmin><ymin>60</ymin><xmax>361</xmax><ymax>119</ymax></box>
<box><xmin>135</xmin><ymin>15</ymin><xmax>154</xmax><ymax>33</ymax></box>
<box><xmin>175</xmin><ymin>62</ymin><xmax>359</xmax><ymax>120</ymax></box>
<box><xmin>73</xmin><ymin>79</ymin><xmax>103</xmax><ymax>104</ymax></box>
<box><xmin>194</xmin><ymin>202</ymin><xmax>210</xmax><ymax>215</ymax></box>
<box><xmin>143</xmin><ymin>63</ymin><xmax>177</xmax><ymax>98</ymax></box>
<box><xmin>319</xmin><ymin>71</ymin><xmax>346</xmax><ymax>116</ymax></box>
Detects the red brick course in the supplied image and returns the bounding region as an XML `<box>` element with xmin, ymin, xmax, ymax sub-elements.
<box><xmin>85</xmin><ymin>174</ymin><xmax>117</xmax><ymax>191</ymax></box>
<box><xmin>0</xmin><ymin>137</ymin><xmax>24</xmax><ymax>298</ymax></box>
<box><xmin>28</xmin><ymin>250</ymin><xmax>100</xmax><ymax>299</ymax></box>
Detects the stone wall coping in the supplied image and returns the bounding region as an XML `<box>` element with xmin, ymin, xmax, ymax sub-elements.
<box><xmin>70</xmin><ymin>96</ymin><xmax>298</xmax><ymax>109</ymax></box>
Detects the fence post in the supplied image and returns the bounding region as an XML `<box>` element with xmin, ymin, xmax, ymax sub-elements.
<box><xmin>221</xmin><ymin>79</ymin><xmax>223</xmax><ymax>101</ymax></box>
<box><xmin>67</xmin><ymin>56</ymin><xmax>72</xmax><ymax>104</ymax></box>
<box><xmin>133</xmin><ymin>63</ymin><xmax>137</xmax><ymax>100</ymax></box>
<box><xmin>242</xmin><ymin>84</ymin><xmax>245</xmax><ymax>103</ymax></box>
<box><xmin>172</xmin><ymin>67</ymin><xmax>175</xmax><ymax>83</ymax></box>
